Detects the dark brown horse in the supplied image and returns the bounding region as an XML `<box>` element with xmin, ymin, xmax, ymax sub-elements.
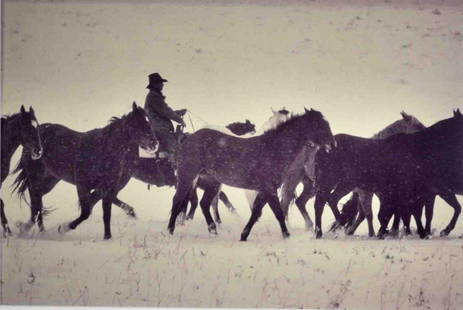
<box><xmin>110</xmin><ymin>119</ymin><xmax>257</xmax><ymax>221</ymax></box>
<box><xmin>1</xmin><ymin>106</ymin><xmax>42</xmax><ymax>236</ymax></box>
<box><xmin>13</xmin><ymin>102</ymin><xmax>158</xmax><ymax>239</ymax></box>
<box><xmin>279</xmin><ymin>112</ymin><xmax>428</xmax><ymax>236</ymax></box>
<box><xmin>167</xmin><ymin>108</ymin><xmax>336</xmax><ymax>241</ymax></box>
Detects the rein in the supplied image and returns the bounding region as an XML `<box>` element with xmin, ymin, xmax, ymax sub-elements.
<box><xmin>185</xmin><ymin>110</ymin><xmax>210</xmax><ymax>133</ymax></box>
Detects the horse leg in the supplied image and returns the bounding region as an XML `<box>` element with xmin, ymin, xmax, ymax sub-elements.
<box><xmin>218</xmin><ymin>191</ymin><xmax>237</xmax><ymax>214</ymax></box>
<box><xmin>439</xmin><ymin>191</ymin><xmax>461</xmax><ymax>237</ymax></box>
<box><xmin>266</xmin><ymin>192</ymin><xmax>290</xmax><ymax>239</ymax></box>
<box><xmin>17</xmin><ymin>171</ymin><xmax>58</xmax><ymax>233</ymax></box>
<box><xmin>314</xmin><ymin>189</ymin><xmax>329</xmax><ymax>239</ymax></box>
<box><xmin>102</xmin><ymin>196</ymin><xmax>112</xmax><ymax>240</ymax></box>
<box><xmin>411</xmin><ymin>201</ymin><xmax>427</xmax><ymax>239</ymax></box>
<box><xmin>424</xmin><ymin>195</ymin><xmax>435</xmax><ymax>236</ymax></box>
<box><xmin>400</xmin><ymin>206</ymin><xmax>412</xmax><ymax>237</ymax></box>
<box><xmin>211</xmin><ymin>193</ymin><xmax>221</xmax><ymax>224</ymax></box>
<box><xmin>346</xmin><ymin>208</ymin><xmax>365</xmax><ymax>236</ymax></box>
<box><xmin>327</xmin><ymin>183</ymin><xmax>353</xmax><ymax>232</ymax></box>
<box><xmin>389</xmin><ymin>210</ymin><xmax>401</xmax><ymax>237</ymax></box>
<box><xmin>377</xmin><ymin>199</ymin><xmax>394</xmax><ymax>239</ymax></box>
<box><xmin>58</xmin><ymin>186</ymin><xmax>93</xmax><ymax>234</ymax></box>
<box><xmin>35</xmin><ymin>176</ymin><xmax>60</xmax><ymax>231</ymax></box>
<box><xmin>198</xmin><ymin>182</ymin><xmax>221</xmax><ymax>234</ymax></box>
<box><xmin>111</xmin><ymin>197</ymin><xmax>137</xmax><ymax>218</ymax></box>
<box><xmin>168</xmin><ymin>172</ymin><xmax>198</xmax><ymax>235</ymax></box>
<box><xmin>1</xmin><ymin>199</ymin><xmax>12</xmax><ymax>237</ymax></box>
<box><xmin>186</xmin><ymin>187</ymin><xmax>199</xmax><ymax>220</ymax></box>
<box><xmin>240</xmin><ymin>192</ymin><xmax>266</xmax><ymax>241</ymax></box>
<box><xmin>358</xmin><ymin>191</ymin><xmax>375</xmax><ymax>237</ymax></box>
<box><xmin>294</xmin><ymin>177</ymin><xmax>316</xmax><ymax>230</ymax></box>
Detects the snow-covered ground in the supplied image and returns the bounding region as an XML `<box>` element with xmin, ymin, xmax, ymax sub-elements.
<box><xmin>1</xmin><ymin>179</ymin><xmax>463</xmax><ymax>308</ymax></box>
<box><xmin>2</xmin><ymin>0</ymin><xmax>463</xmax><ymax>308</ymax></box>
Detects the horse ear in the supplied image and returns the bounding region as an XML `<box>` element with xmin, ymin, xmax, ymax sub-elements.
<box><xmin>304</xmin><ymin>107</ymin><xmax>309</xmax><ymax>113</ymax></box>
<box><xmin>20</xmin><ymin>105</ymin><xmax>26</xmax><ymax>114</ymax></box>
<box><xmin>132</xmin><ymin>101</ymin><xmax>137</xmax><ymax>111</ymax></box>
<box><xmin>455</xmin><ymin>108</ymin><xmax>462</xmax><ymax>117</ymax></box>
<box><xmin>401</xmin><ymin>111</ymin><xmax>412</xmax><ymax>121</ymax></box>
<box><xmin>29</xmin><ymin>106</ymin><xmax>35</xmax><ymax>115</ymax></box>
<box><xmin>246</xmin><ymin>119</ymin><xmax>250</xmax><ymax>124</ymax></box>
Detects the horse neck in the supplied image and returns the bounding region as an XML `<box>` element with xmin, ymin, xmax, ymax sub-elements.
<box><xmin>415</xmin><ymin>118</ymin><xmax>461</xmax><ymax>148</ymax></box>
<box><xmin>1</xmin><ymin>115</ymin><xmax>22</xmax><ymax>160</ymax></box>
<box><xmin>101</xmin><ymin>119</ymin><xmax>137</xmax><ymax>157</ymax></box>
<box><xmin>372</xmin><ymin>121</ymin><xmax>408</xmax><ymax>139</ymax></box>
<box><xmin>263</xmin><ymin>119</ymin><xmax>307</xmax><ymax>162</ymax></box>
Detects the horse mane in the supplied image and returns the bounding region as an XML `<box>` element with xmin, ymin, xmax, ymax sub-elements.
<box><xmin>372</xmin><ymin>114</ymin><xmax>424</xmax><ymax>139</ymax></box>
<box><xmin>1</xmin><ymin>112</ymin><xmax>21</xmax><ymax>122</ymax></box>
<box><xmin>93</xmin><ymin>111</ymin><xmax>136</xmax><ymax>151</ymax></box>
<box><xmin>106</xmin><ymin>112</ymin><xmax>133</xmax><ymax>135</ymax></box>
<box><xmin>263</xmin><ymin>110</ymin><xmax>323</xmax><ymax>135</ymax></box>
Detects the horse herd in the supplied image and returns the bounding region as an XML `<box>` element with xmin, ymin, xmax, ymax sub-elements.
<box><xmin>1</xmin><ymin>103</ymin><xmax>462</xmax><ymax>242</ymax></box>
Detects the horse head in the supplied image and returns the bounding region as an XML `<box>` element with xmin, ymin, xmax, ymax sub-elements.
<box><xmin>127</xmin><ymin>102</ymin><xmax>159</xmax><ymax>155</ymax></box>
<box><xmin>244</xmin><ymin>119</ymin><xmax>256</xmax><ymax>134</ymax></box>
<box><xmin>261</xmin><ymin>108</ymin><xmax>291</xmax><ymax>133</ymax></box>
<box><xmin>19</xmin><ymin>105</ymin><xmax>43</xmax><ymax>160</ymax></box>
<box><xmin>400</xmin><ymin>111</ymin><xmax>426</xmax><ymax>133</ymax></box>
<box><xmin>302</xmin><ymin>107</ymin><xmax>336</xmax><ymax>153</ymax></box>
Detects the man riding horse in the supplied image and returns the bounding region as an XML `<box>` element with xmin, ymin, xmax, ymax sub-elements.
<box><xmin>144</xmin><ymin>72</ymin><xmax>187</xmax><ymax>162</ymax></box>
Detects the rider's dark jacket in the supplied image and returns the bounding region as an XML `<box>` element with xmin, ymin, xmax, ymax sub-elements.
<box><xmin>144</xmin><ymin>89</ymin><xmax>183</xmax><ymax>133</ymax></box>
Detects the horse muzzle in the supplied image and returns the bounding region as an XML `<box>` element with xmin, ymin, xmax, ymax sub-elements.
<box><xmin>138</xmin><ymin>142</ymin><xmax>159</xmax><ymax>158</ymax></box>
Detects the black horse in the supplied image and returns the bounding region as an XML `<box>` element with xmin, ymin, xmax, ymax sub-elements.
<box><xmin>167</xmin><ymin>108</ymin><xmax>336</xmax><ymax>241</ymax></box>
<box><xmin>12</xmin><ymin>102</ymin><xmax>158</xmax><ymax>239</ymax></box>
<box><xmin>1</xmin><ymin>106</ymin><xmax>42</xmax><ymax>236</ymax></box>
<box><xmin>225</xmin><ymin>119</ymin><xmax>255</xmax><ymax>136</ymax></box>
<box><xmin>312</xmin><ymin>110</ymin><xmax>463</xmax><ymax>239</ymax></box>
<box><xmin>279</xmin><ymin>112</ymin><xmax>428</xmax><ymax>235</ymax></box>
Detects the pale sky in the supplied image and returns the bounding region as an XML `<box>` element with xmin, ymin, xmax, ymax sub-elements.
<box><xmin>2</xmin><ymin>0</ymin><xmax>462</xmax><ymax>137</ymax></box>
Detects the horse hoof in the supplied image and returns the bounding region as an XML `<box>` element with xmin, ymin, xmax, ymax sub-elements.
<box><xmin>282</xmin><ymin>231</ymin><xmax>290</xmax><ymax>239</ymax></box>
<box><xmin>329</xmin><ymin>222</ymin><xmax>340</xmax><ymax>232</ymax></box>
<box><xmin>208</xmin><ymin>224</ymin><xmax>218</xmax><ymax>235</ymax></box>
<box><xmin>440</xmin><ymin>230</ymin><xmax>450</xmax><ymax>237</ymax></box>
<box><xmin>315</xmin><ymin>231</ymin><xmax>322</xmax><ymax>239</ymax></box>
<box><xmin>127</xmin><ymin>209</ymin><xmax>137</xmax><ymax>218</ymax></box>
<box><xmin>345</xmin><ymin>227</ymin><xmax>354</xmax><ymax>236</ymax></box>
<box><xmin>240</xmin><ymin>230</ymin><xmax>249</xmax><ymax>241</ymax></box>
<box><xmin>377</xmin><ymin>230</ymin><xmax>386</xmax><ymax>240</ymax></box>
<box><xmin>168</xmin><ymin>227</ymin><xmax>174</xmax><ymax>235</ymax></box>
<box><xmin>16</xmin><ymin>221</ymin><xmax>32</xmax><ymax>233</ymax></box>
<box><xmin>58</xmin><ymin>223</ymin><xmax>70</xmax><ymax>234</ymax></box>
<box><xmin>104</xmin><ymin>234</ymin><xmax>112</xmax><ymax>240</ymax></box>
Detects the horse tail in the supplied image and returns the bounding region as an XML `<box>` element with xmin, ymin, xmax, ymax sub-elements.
<box><xmin>11</xmin><ymin>155</ymin><xmax>56</xmax><ymax>217</ymax></box>
<box><xmin>280</xmin><ymin>181</ymin><xmax>297</xmax><ymax>209</ymax></box>
<box><xmin>11</xmin><ymin>154</ymin><xmax>29</xmax><ymax>205</ymax></box>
